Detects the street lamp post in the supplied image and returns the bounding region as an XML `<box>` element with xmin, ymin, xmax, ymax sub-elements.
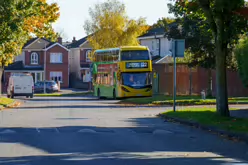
<box><xmin>38</xmin><ymin>40</ymin><xmax>47</xmax><ymax>93</ymax></box>
<box><xmin>43</xmin><ymin>43</ymin><xmax>46</xmax><ymax>94</ymax></box>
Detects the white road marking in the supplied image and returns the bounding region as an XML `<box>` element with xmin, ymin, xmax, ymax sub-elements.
<box><xmin>36</xmin><ymin>128</ymin><xmax>40</xmax><ymax>133</ymax></box>
<box><xmin>78</xmin><ymin>129</ymin><xmax>96</xmax><ymax>133</ymax></box>
<box><xmin>0</xmin><ymin>129</ymin><xmax>16</xmax><ymax>134</ymax></box>
<box><xmin>54</xmin><ymin>128</ymin><xmax>59</xmax><ymax>133</ymax></box>
<box><xmin>153</xmin><ymin>129</ymin><xmax>173</xmax><ymax>135</ymax></box>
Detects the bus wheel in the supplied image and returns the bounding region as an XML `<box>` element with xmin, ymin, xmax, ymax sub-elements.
<box><xmin>97</xmin><ymin>89</ymin><xmax>101</xmax><ymax>99</ymax></box>
<box><xmin>113</xmin><ymin>89</ymin><xmax>116</xmax><ymax>100</ymax></box>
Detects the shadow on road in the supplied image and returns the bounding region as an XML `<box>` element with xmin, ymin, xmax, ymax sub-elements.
<box><xmin>15</xmin><ymin>105</ymin><xmax>161</xmax><ymax>109</ymax></box>
<box><xmin>0</xmin><ymin>117</ymin><xmax>248</xmax><ymax>165</ymax></box>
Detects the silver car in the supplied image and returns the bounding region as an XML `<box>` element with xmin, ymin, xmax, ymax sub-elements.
<box><xmin>34</xmin><ymin>81</ymin><xmax>59</xmax><ymax>93</ymax></box>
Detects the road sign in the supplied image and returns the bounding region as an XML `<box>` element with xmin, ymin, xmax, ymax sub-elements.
<box><xmin>172</xmin><ymin>39</ymin><xmax>185</xmax><ymax>112</ymax></box>
<box><xmin>172</xmin><ymin>39</ymin><xmax>185</xmax><ymax>58</ymax></box>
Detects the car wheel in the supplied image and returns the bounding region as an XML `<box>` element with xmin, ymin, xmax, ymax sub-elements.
<box><xmin>97</xmin><ymin>89</ymin><xmax>101</xmax><ymax>99</ymax></box>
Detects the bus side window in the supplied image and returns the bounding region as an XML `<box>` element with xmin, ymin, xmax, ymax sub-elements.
<box><xmin>113</xmin><ymin>72</ymin><xmax>116</xmax><ymax>85</ymax></box>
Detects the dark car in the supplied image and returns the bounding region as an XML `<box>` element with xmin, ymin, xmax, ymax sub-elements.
<box><xmin>34</xmin><ymin>81</ymin><xmax>59</xmax><ymax>93</ymax></box>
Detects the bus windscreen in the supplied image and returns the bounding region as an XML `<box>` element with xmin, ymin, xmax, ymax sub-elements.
<box><xmin>122</xmin><ymin>72</ymin><xmax>151</xmax><ymax>89</ymax></box>
<box><xmin>121</xmin><ymin>50</ymin><xmax>150</xmax><ymax>61</ymax></box>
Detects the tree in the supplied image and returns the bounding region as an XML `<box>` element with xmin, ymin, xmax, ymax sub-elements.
<box><xmin>168</xmin><ymin>0</ymin><xmax>248</xmax><ymax>116</ymax></box>
<box><xmin>83</xmin><ymin>0</ymin><xmax>148</xmax><ymax>51</ymax></box>
<box><xmin>0</xmin><ymin>0</ymin><xmax>59</xmax><ymax>94</ymax></box>
<box><xmin>235</xmin><ymin>35</ymin><xmax>248</xmax><ymax>87</ymax></box>
<box><xmin>152</xmin><ymin>17</ymin><xmax>175</xmax><ymax>30</ymax></box>
<box><xmin>166</xmin><ymin>7</ymin><xmax>215</xmax><ymax>97</ymax></box>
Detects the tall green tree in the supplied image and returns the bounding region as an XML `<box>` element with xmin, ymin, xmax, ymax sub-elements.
<box><xmin>152</xmin><ymin>17</ymin><xmax>175</xmax><ymax>30</ymax></box>
<box><xmin>166</xmin><ymin>7</ymin><xmax>215</xmax><ymax>97</ymax></box>
<box><xmin>235</xmin><ymin>35</ymin><xmax>248</xmax><ymax>87</ymax></box>
<box><xmin>0</xmin><ymin>0</ymin><xmax>59</xmax><ymax>94</ymax></box>
<box><xmin>168</xmin><ymin>0</ymin><xmax>247</xmax><ymax>116</ymax></box>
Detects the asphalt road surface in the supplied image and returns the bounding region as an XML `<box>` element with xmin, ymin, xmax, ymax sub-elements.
<box><xmin>0</xmin><ymin>96</ymin><xmax>247</xmax><ymax>165</ymax></box>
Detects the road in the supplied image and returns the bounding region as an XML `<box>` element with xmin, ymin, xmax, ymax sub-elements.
<box><xmin>0</xmin><ymin>96</ymin><xmax>247</xmax><ymax>165</ymax></box>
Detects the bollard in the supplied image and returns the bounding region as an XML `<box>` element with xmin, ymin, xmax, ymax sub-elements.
<box><xmin>201</xmin><ymin>90</ymin><xmax>206</xmax><ymax>100</ymax></box>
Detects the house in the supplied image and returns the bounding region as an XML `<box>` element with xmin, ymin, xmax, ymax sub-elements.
<box><xmin>67</xmin><ymin>36</ymin><xmax>93</xmax><ymax>85</ymax></box>
<box><xmin>4</xmin><ymin>37</ymin><xmax>70</xmax><ymax>88</ymax></box>
<box><xmin>138</xmin><ymin>26</ymin><xmax>174</xmax><ymax>64</ymax></box>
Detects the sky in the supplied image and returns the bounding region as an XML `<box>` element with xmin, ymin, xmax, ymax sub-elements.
<box><xmin>48</xmin><ymin>0</ymin><xmax>173</xmax><ymax>42</ymax></box>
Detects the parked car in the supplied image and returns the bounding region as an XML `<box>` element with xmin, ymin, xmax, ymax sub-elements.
<box><xmin>7</xmin><ymin>74</ymin><xmax>34</xmax><ymax>98</ymax></box>
<box><xmin>34</xmin><ymin>81</ymin><xmax>59</xmax><ymax>93</ymax></box>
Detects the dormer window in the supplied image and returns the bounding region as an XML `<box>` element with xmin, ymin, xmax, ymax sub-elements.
<box><xmin>31</xmin><ymin>52</ymin><xmax>38</xmax><ymax>64</ymax></box>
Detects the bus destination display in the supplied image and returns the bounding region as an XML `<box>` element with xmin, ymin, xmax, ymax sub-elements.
<box><xmin>126</xmin><ymin>62</ymin><xmax>148</xmax><ymax>69</ymax></box>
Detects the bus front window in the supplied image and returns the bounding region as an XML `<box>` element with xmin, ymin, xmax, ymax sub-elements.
<box><xmin>121</xmin><ymin>50</ymin><xmax>150</xmax><ymax>61</ymax></box>
<box><xmin>122</xmin><ymin>73</ymin><xmax>151</xmax><ymax>88</ymax></box>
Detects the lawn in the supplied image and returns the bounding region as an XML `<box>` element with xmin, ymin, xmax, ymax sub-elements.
<box><xmin>35</xmin><ymin>91</ymin><xmax>93</xmax><ymax>97</ymax></box>
<box><xmin>0</xmin><ymin>97</ymin><xmax>15</xmax><ymax>107</ymax></box>
<box><xmin>121</xmin><ymin>95</ymin><xmax>201</xmax><ymax>104</ymax></box>
<box><xmin>121</xmin><ymin>95</ymin><xmax>248</xmax><ymax>105</ymax></box>
<box><xmin>161</xmin><ymin>107</ymin><xmax>248</xmax><ymax>134</ymax></box>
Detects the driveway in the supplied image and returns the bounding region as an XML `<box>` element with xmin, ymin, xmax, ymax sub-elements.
<box><xmin>0</xmin><ymin>96</ymin><xmax>247</xmax><ymax>165</ymax></box>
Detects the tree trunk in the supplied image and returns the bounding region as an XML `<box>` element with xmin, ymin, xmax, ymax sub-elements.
<box><xmin>215</xmin><ymin>43</ymin><xmax>229</xmax><ymax>117</ymax></box>
<box><xmin>206</xmin><ymin>69</ymin><xmax>212</xmax><ymax>98</ymax></box>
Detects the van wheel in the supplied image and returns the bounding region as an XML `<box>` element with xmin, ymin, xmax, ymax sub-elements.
<box><xmin>30</xmin><ymin>94</ymin><xmax>33</xmax><ymax>98</ymax></box>
<box><xmin>113</xmin><ymin>89</ymin><xmax>116</xmax><ymax>100</ymax></box>
<box><xmin>97</xmin><ymin>89</ymin><xmax>101</xmax><ymax>99</ymax></box>
<box><xmin>7</xmin><ymin>95</ymin><xmax>10</xmax><ymax>98</ymax></box>
<box><xmin>26</xmin><ymin>96</ymin><xmax>29</xmax><ymax>98</ymax></box>
<box><xmin>11</xmin><ymin>95</ymin><xmax>14</xmax><ymax>99</ymax></box>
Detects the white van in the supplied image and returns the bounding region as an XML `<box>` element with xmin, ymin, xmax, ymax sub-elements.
<box><xmin>7</xmin><ymin>74</ymin><xmax>34</xmax><ymax>98</ymax></box>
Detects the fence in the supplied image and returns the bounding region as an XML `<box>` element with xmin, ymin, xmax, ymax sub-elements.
<box><xmin>153</xmin><ymin>63</ymin><xmax>248</xmax><ymax>97</ymax></box>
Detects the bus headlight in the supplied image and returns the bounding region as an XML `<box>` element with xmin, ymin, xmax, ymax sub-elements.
<box><xmin>121</xmin><ymin>86</ymin><xmax>130</xmax><ymax>92</ymax></box>
<box><xmin>145</xmin><ymin>86</ymin><xmax>152</xmax><ymax>92</ymax></box>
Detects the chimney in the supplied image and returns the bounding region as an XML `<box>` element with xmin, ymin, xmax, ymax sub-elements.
<box><xmin>58</xmin><ymin>37</ymin><xmax>62</xmax><ymax>45</ymax></box>
<box><xmin>72</xmin><ymin>37</ymin><xmax>76</xmax><ymax>43</ymax></box>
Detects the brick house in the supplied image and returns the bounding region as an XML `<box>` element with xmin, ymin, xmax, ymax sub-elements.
<box><xmin>4</xmin><ymin>37</ymin><xmax>70</xmax><ymax>89</ymax></box>
<box><xmin>67</xmin><ymin>36</ymin><xmax>93</xmax><ymax>87</ymax></box>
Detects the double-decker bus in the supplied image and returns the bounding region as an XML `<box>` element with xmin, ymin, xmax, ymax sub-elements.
<box><xmin>91</xmin><ymin>46</ymin><xmax>152</xmax><ymax>99</ymax></box>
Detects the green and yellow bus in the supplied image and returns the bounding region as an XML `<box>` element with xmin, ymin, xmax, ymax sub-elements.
<box><xmin>91</xmin><ymin>46</ymin><xmax>152</xmax><ymax>99</ymax></box>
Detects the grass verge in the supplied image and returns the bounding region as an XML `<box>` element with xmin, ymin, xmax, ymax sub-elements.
<box><xmin>121</xmin><ymin>95</ymin><xmax>201</xmax><ymax>105</ymax></box>
<box><xmin>0</xmin><ymin>97</ymin><xmax>16</xmax><ymax>110</ymax></box>
<box><xmin>0</xmin><ymin>97</ymin><xmax>15</xmax><ymax>106</ymax></box>
<box><xmin>161</xmin><ymin>107</ymin><xmax>248</xmax><ymax>134</ymax></box>
<box><xmin>121</xmin><ymin>95</ymin><xmax>248</xmax><ymax>105</ymax></box>
<box><xmin>35</xmin><ymin>91</ymin><xmax>93</xmax><ymax>97</ymax></box>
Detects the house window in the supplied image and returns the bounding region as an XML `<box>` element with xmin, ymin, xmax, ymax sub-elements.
<box><xmin>50</xmin><ymin>72</ymin><xmax>63</xmax><ymax>82</ymax></box>
<box><xmin>31</xmin><ymin>52</ymin><xmax>38</xmax><ymax>64</ymax></box>
<box><xmin>86</xmin><ymin>50</ymin><xmax>91</xmax><ymax>62</ymax></box>
<box><xmin>156</xmin><ymin>39</ymin><xmax>160</xmax><ymax>51</ymax></box>
<box><xmin>152</xmin><ymin>40</ymin><xmax>155</xmax><ymax>50</ymax></box>
<box><xmin>82</xmin><ymin>69</ymin><xmax>91</xmax><ymax>82</ymax></box>
<box><xmin>50</xmin><ymin>53</ymin><xmax>63</xmax><ymax>63</ymax></box>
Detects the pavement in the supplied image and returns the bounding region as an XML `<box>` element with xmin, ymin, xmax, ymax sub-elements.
<box><xmin>58</xmin><ymin>88</ymin><xmax>89</xmax><ymax>94</ymax></box>
<box><xmin>0</xmin><ymin>96</ymin><xmax>247</xmax><ymax>165</ymax></box>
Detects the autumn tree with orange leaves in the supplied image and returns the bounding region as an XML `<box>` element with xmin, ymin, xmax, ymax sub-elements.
<box><xmin>0</xmin><ymin>0</ymin><xmax>59</xmax><ymax>94</ymax></box>
<box><xmin>84</xmin><ymin>0</ymin><xmax>149</xmax><ymax>52</ymax></box>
